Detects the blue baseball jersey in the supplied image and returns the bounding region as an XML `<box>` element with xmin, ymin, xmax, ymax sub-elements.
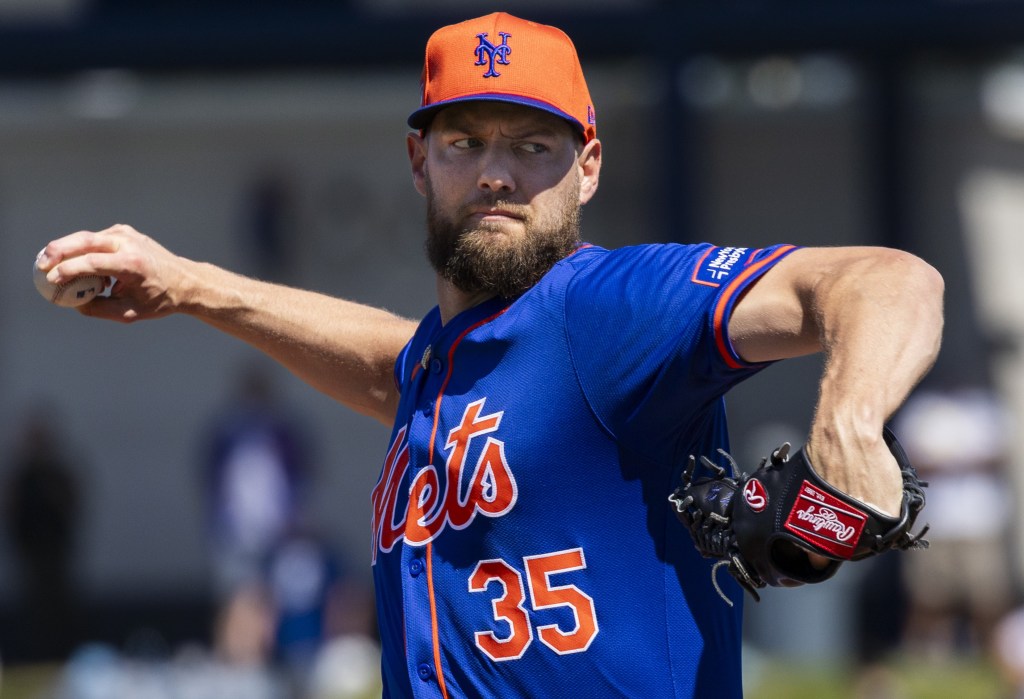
<box><xmin>371</xmin><ymin>242</ymin><xmax>799</xmax><ymax>698</ymax></box>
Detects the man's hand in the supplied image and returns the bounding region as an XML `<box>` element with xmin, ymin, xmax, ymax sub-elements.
<box><xmin>670</xmin><ymin>428</ymin><xmax>929</xmax><ymax>603</ymax></box>
<box><xmin>804</xmin><ymin>424</ymin><xmax>904</xmax><ymax>518</ymax></box>
<box><xmin>37</xmin><ymin>224</ymin><xmax>197</xmax><ymax>323</ymax></box>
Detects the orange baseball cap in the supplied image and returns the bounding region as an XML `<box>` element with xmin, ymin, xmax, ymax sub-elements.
<box><xmin>407</xmin><ymin>12</ymin><xmax>597</xmax><ymax>143</ymax></box>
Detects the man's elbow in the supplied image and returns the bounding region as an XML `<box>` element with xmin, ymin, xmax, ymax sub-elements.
<box><xmin>900</xmin><ymin>250</ymin><xmax>944</xmax><ymax>311</ymax></box>
<box><xmin>890</xmin><ymin>249</ymin><xmax>945</xmax><ymax>347</ymax></box>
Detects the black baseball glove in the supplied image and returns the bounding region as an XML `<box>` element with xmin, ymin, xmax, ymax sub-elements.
<box><xmin>668</xmin><ymin>427</ymin><xmax>928</xmax><ymax>603</ymax></box>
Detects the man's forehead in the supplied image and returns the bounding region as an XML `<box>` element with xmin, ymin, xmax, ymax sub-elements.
<box><xmin>431</xmin><ymin>101</ymin><xmax>576</xmax><ymax>137</ymax></box>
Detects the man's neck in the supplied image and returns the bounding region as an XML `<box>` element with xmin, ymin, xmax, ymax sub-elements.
<box><xmin>436</xmin><ymin>276</ymin><xmax>496</xmax><ymax>325</ymax></box>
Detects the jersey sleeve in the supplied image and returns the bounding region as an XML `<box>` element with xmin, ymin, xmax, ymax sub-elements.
<box><xmin>564</xmin><ymin>242</ymin><xmax>799</xmax><ymax>462</ymax></box>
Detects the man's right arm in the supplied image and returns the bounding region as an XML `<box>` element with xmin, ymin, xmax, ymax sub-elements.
<box><xmin>38</xmin><ymin>225</ymin><xmax>417</xmax><ymax>425</ymax></box>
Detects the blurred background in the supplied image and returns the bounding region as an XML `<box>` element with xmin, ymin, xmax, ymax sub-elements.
<box><xmin>2</xmin><ymin>0</ymin><xmax>1024</xmax><ymax>697</ymax></box>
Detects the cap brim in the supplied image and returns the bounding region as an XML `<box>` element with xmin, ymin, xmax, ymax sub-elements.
<box><xmin>407</xmin><ymin>94</ymin><xmax>585</xmax><ymax>136</ymax></box>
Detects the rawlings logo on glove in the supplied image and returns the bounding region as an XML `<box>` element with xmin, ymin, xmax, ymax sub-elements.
<box><xmin>668</xmin><ymin>427</ymin><xmax>929</xmax><ymax>604</ymax></box>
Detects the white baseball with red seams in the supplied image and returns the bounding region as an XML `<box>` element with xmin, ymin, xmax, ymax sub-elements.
<box><xmin>33</xmin><ymin>249</ymin><xmax>105</xmax><ymax>308</ymax></box>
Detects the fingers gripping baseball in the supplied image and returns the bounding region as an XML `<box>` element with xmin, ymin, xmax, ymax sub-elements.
<box><xmin>38</xmin><ymin>225</ymin><xmax>190</xmax><ymax>322</ymax></box>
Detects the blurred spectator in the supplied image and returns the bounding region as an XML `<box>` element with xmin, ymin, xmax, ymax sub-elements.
<box><xmin>265</xmin><ymin>524</ymin><xmax>344</xmax><ymax>692</ymax></box>
<box><xmin>323</xmin><ymin>576</ymin><xmax>377</xmax><ymax>643</ymax></box>
<box><xmin>3</xmin><ymin>407</ymin><xmax>82</xmax><ymax>661</ymax></box>
<box><xmin>214</xmin><ymin>582</ymin><xmax>276</xmax><ymax>668</ymax></box>
<box><xmin>199</xmin><ymin>363</ymin><xmax>385</xmax><ymax>695</ymax></box>
<box><xmin>894</xmin><ymin>383</ymin><xmax>1015</xmax><ymax>661</ymax></box>
<box><xmin>201</xmin><ymin>364</ymin><xmax>312</xmax><ymax>599</ymax></box>
<box><xmin>308</xmin><ymin>577</ymin><xmax>381</xmax><ymax>699</ymax></box>
<box><xmin>994</xmin><ymin>604</ymin><xmax>1024</xmax><ymax>698</ymax></box>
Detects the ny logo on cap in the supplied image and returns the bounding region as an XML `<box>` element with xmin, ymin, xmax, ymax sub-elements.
<box><xmin>475</xmin><ymin>32</ymin><xmax>511</xmax><ymax>78</ymax></box>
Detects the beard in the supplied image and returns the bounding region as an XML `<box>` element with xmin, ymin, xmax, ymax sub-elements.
<box><xmin>425</xmin><ymin>178</ymin><xmax>582</xmax><ymax>298</ymax></box>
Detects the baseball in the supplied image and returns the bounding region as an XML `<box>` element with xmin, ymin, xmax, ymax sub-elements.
<box><xmin>33</xmin><ymin>250</ymin><xmax>105</xmax><ymax>308</ymax></box>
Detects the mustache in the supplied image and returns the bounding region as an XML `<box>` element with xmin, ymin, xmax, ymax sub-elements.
<box><xmin>460</xmin><ymin>198</ymin><xmax>530</xmax><ymax>219</ymax></box>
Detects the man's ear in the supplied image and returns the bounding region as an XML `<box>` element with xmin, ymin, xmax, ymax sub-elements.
<box><xmin>407</xmin><ymin>131</ymin><xmax>428</xmax><ymax>198</ymax></box>
<box><xmin>578</xmin><ymin>138</ymin><xmax>602</xmax><ymax>205</ymax></box>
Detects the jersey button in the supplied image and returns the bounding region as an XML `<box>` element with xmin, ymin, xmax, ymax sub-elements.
<box><xmin>429</xmin><ymin>357</ymin><xmax>443</xmax><ymax>374</ymax></box>
<box><xmin>423</xmin><ymin>402</ymin><xmax>434</xmax><ymax>418</ymax></box>
<box><xmin>409</xmin><ymin>559</ymin><xmax>423</xmax><ymax>577</ymax></box>
<box><xmin>417</xmin><ymin>662</ymin><xmax>434</xmax><ymax>681</ymax></box>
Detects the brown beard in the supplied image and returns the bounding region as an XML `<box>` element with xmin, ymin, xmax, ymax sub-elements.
<box><xmin>425</xmin><ymin>182</ymin><xmax>582</xmax><ymax>298</ymax></box>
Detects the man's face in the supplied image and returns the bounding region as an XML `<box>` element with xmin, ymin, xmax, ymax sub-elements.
<box><xmin>409</xmin><ymin>102</ymin><xmax>598</xmax><ymax>298</ymax></box>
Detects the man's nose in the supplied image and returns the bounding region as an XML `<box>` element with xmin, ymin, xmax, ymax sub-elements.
<box><xmin>477</xmin><ymin>148</ymin><xmax>516</xmax><ymax>194</ymax></box>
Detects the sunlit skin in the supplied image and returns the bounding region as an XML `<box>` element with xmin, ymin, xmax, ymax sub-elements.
<box><xmin>407</xmin><ymin>101</ymin><xmax>601</xmax><ymax>322</ymax></box>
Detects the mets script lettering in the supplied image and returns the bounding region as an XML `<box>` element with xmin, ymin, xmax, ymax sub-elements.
<box><xmin>475</xmin><ymin>32</ymin><xmax>512</xmax><ymax>78</ymax></box>
<box><xmin>795</xmin><ymin>505</ymin><xmax>857</xmax><ymax>542</ymax></box>
<box><xmin>371</xmin><ymin>398</ymin><xmax>518</xmax><ymax>563</ymax></box>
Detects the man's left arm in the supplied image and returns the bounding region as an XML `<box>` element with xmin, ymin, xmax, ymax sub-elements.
<box><xmin>728</xmin><ymin>246</ymin><xmax>944</xmax><ymax>517</ymax></box>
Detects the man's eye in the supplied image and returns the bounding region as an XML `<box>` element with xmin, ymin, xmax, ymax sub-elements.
<box><xmin>518</xmin><ymin>143</ymin><xmax>548</xmax><ymax>154</ymax></box>
<box><xmin>452</xmin><ymin>138</ymin><xmax>481</xmax><ymax>149</ymax></box>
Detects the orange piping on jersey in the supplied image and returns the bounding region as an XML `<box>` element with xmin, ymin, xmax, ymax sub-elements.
<box><xmin>425</xmin><ymin>541</ymin><xmax>445</xmax><ymax>697</ymax></box>
<box><xmin>712</xmin><ymin>245</ymin><xmax>798</xmax><ymax>369</ymax></box>
<box><xmin>689</xmin><ymin>247</ymin><xmax>721</xmax><ymax>288</ymax></box>
<box><xmin>422</xmin><ymin>305</ymin><xmax>510</xmax><ymax>699</ymax></box>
